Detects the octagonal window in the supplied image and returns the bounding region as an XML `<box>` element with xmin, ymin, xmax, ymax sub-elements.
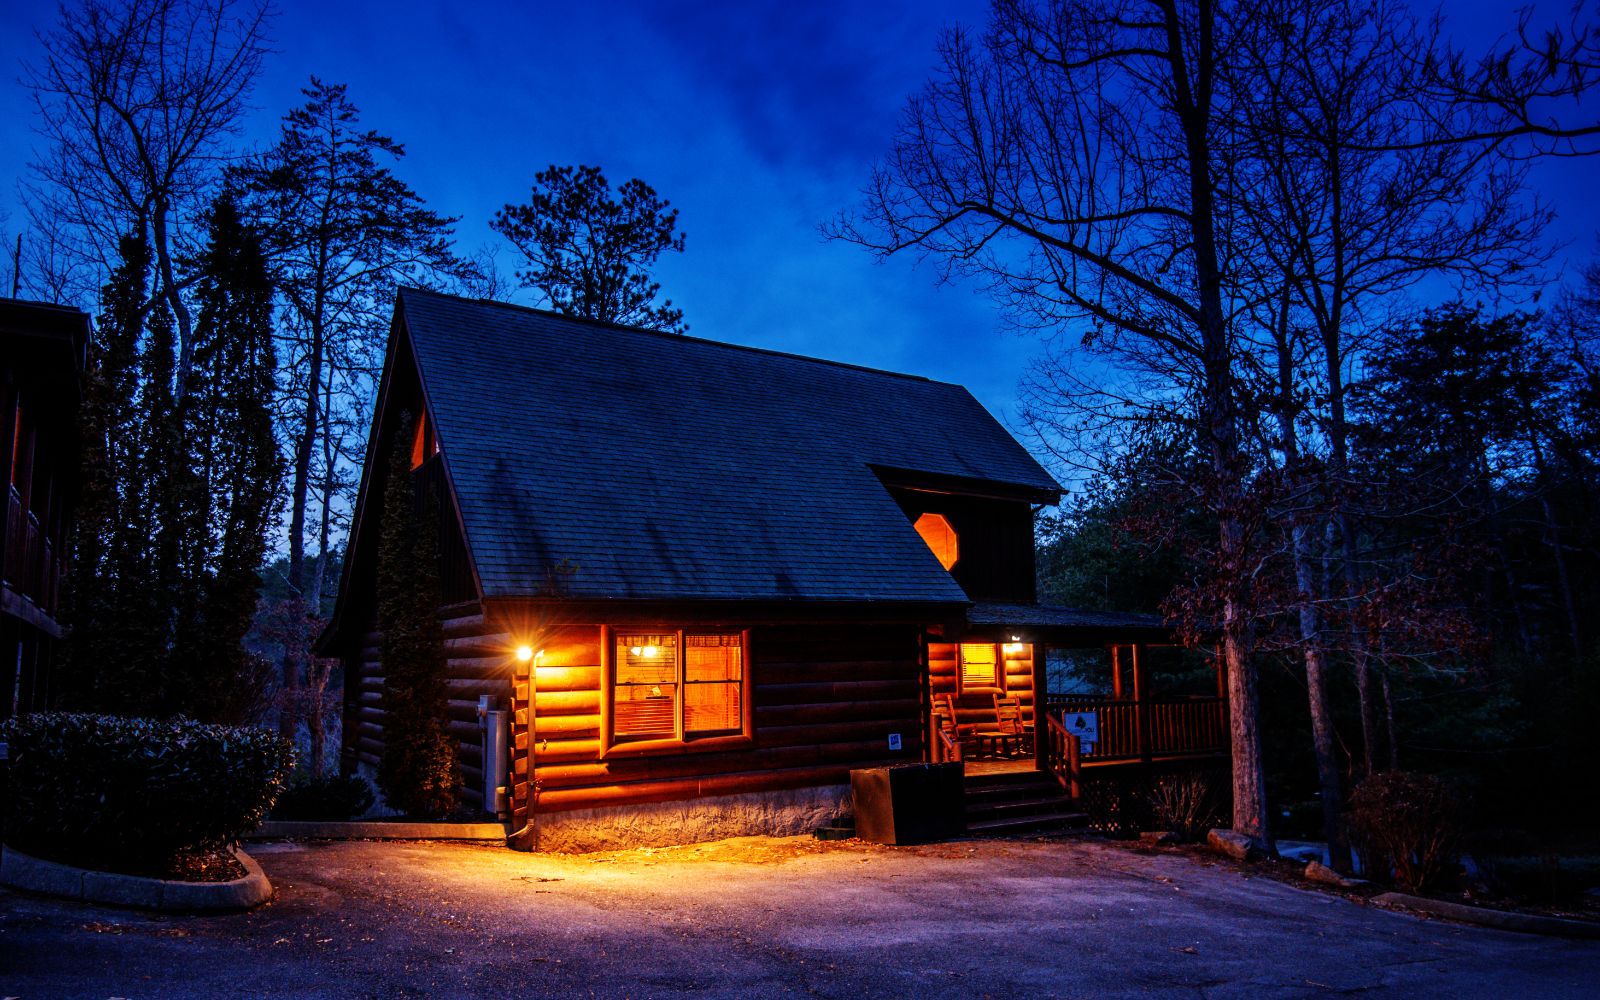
<box><xmin>914</xmin><ymin>512</ymin><xmax>959</xmax><ymax>570</ymax></box>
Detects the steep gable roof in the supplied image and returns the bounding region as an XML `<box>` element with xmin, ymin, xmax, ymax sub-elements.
<box><xmin>398</xmin><ymin>288</ymin><xmax>1060</xmax><ymax>604</ymax></box>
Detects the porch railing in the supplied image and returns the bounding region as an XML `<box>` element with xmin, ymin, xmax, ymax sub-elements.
<box><xmin>3</xmin><ymin>488</ymin><xmax>62</xmax><ymax>615</ymax></box>
<box><xmin>1043</xmin><ymin>713</ymin><xmax>1082</xmax><ymax>797</ymax></box>
<box><xmin>1044</xmin><ymin>696</ymin><xmax>1228</xmax><ymax>763</ymax></box>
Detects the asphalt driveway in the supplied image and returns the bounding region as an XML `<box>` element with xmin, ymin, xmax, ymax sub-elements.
<box><xmin>2</xmin><ymin>834</ymin><xmax>1596</xmax><ymax>999</ymax></box>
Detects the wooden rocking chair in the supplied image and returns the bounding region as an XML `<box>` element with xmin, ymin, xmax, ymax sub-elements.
<box><xmin>931</xmin><ymin>699</ymin><xmax>963</xmax><ymax>762</ymax></box>
<box><xmin>993</xmin><ymin>694</ymin><xmax>1034</xmax><ymax>757</ymax></box>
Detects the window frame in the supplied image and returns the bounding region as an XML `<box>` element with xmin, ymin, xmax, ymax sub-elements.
<box><xmin>913</xmin><ymin>511</ymin><xmax>959</xmax><ymax>570</ymax></box>
<box><xmin>600</xmin><ymin>626</ymin><xmax>754</xmax><ymax>758</ymax></box>
<box><xmin>957</xmin><ymin>641</ymin><xmax>1006</xmax><ymax>695</ymax></box>
<box><xmin>409</xmin><ymin>410</ymin><xmax>440</xmax><ymax>470</ymax></box>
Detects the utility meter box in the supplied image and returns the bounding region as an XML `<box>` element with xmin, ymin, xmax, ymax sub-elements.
<box><xmin>849</xmin><ymin>762</ymin><xmax>964</xmax><ymax>845</ymax></box>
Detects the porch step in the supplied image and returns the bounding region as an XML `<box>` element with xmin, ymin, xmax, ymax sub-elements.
<box><xmin>966</xmin><ymin>809</ymin><xmax>1090</xmax><ymax>836</ymax></box>
<box><xmin>963</xmin><ymin>771</ymin><xmax>1087</xmax><ymax>837</ymax></box>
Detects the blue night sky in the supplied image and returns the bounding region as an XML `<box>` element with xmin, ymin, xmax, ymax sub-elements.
<box><xmin>2</xmin><ymin>0</ymin><xmax>1597</xmax><ymax>441</ymax></box>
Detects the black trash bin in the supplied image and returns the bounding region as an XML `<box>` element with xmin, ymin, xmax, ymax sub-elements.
<box><xmin>849</xmin><ymin>762</ymin><xmax>964</xmax><ymax>845</ymax></box>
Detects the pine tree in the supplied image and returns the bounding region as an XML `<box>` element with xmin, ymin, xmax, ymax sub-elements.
<box><xmin>375</xmin><ymin>417</ymin><xmax>458</xmax><ymax>817</ymax></box>
<box><xmin>235</xmin><ymin>77</ymin><xmax>469</xmax><ymax>736</ymax></box>
<box><xmin>167</xmin><ymin>194</ymin><xmax>282</xmax><ymax>723</ymax></box>
<box><xmin>492</xmin><ymin>164</ymin><xmax>688</xmax><ymax>333</ymax></box>
<box><xmin>65</xmin><ymin>197</ymin><xmax>282</xmax><ymax>722</ymax></box>
<box><xmin>66</xmin><ymin>232</ymin><xmax>164</xmax><ymax>711</ymax></box>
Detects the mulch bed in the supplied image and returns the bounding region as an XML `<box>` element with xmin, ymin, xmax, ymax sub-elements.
<box><xmin>7</xmin><ymin>843</ymin><xmax>246</xmax><ymax>883</ymax></box>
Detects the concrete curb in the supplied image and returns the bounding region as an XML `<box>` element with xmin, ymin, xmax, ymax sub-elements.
<box><xmin>0</xmin><ymin>845</ymin><xmax>272</xmax><ymax>912</ymax></box>
<box><xmin>246</xmin><ymin>819</ymin><xmax>507</xmax><ymax>841</ymax></box>
<box><xmin>1373</xmin><ymin>891</ymin><xmax>1600</xmax><ymax>939</ymax></box>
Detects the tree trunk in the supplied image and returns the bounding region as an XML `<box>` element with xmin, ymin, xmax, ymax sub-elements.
<box><xmin>1524</xmin><ymin>422</ymin><xmax>1582</xmax><ymax>663</ymax></box>
<box><xmin>1296</xmin><ymin>524</ymin><xmax>1353</xmax><ymax>870</ymax></box>
<box><xmin>150</xmin><ymin>204</ymin><xmax>196</xmax><ymax>401</ymax></box>
<box><xmin>1538</xmin><ymin>493</ymin><xmax>1582</xmax><ymax>663</ymax></box>
<box><xmin>1351</xmin><ymin>632</ymin><xmax>1381</xmax><ymax>776</ymax></box>
<box><xmin>1162</xmin><ymin>0</ymin><xmax>1269</xmax><ymax>844</ymax></box>
<box><xmin>1379</xmin><ymin>663</ymin><xmax>1398</xmax><ymax>771</ymax></box>
<box><xmin>1223</xmin><ymin>602</ymin><xmax>1269</xmax><ymax>842</ymax></box>
<box><xmin>281</xmin><ymin>324</ymin><xmax>324</xmax><ymax>739</ymax></box>
<box><xmin>1272</xmin><ymin>282</ymin><xmax>1350</xmax><ymax>869</ymax></box>
<box><xmin>287</xmin><ymin>333</ymin><xmax>321</xmax><ymax>595</ymax></box>
<box><xmin>306</xmin><ymin>669</ymin><xmax>327</xmax><ymax>779</ymax></box>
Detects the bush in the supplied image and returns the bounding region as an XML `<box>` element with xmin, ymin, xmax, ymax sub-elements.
<box><xmin>1</xmin><ymin>712</ymin><xmax>294</xmax><ymax>872</ymax></box>
<box><xmin>1349</xmin><ymin>770</ymin><xmax>1465</xmax><ymax>893</ymax></box>
<box><xmin>271</xmin><ymin>772</ymin><xmax>375</xmax><ymax>821</ymax></box>
<box><xmin>1148</xmin><ymin>771</ymin><xmax>1225</xmax><ymax>841</ymax></box>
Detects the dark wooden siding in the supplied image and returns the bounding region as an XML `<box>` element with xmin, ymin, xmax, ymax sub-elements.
<box><xmin>508</xmin><ymin>622</ymin><xmax>923</xmax><ymax>825</ymax></box>
<box><xmin>413</xmin><ymin>457</ymin><xmax>477</xmax><ymax>606</ymax></box>
<box><xmin>891</xmin><ymin>489</ymin><xmax>1036</xmax><ymax>602</ymax></box>
<box><xmin>342</xmin><ymin>605</ymin><xmax>513</xmax><ymax>813</ymax></box>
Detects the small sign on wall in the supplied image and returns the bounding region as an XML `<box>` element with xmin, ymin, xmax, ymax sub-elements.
<box><xmin>887</xmin><ymin>732</ymin><xmax>903</xmax><ymax>751</ymax></box>
<box><xmin>1062</xmin><ymin>711</ymin><xmax>1098</xmax><ymax>749</ymax></box>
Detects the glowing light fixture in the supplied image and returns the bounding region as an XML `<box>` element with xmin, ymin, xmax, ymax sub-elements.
<box><xmin>515</xmin><ymin>645</ymin><xmax>535</xmax><ymax>663</ymax></box>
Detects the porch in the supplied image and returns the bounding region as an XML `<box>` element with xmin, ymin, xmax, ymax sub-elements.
<box><xmin>928</xmin><ymin>602</ymin><xmax>1230</xmax><ymax>801</ymax></box>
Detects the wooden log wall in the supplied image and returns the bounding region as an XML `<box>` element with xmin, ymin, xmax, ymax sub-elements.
<box><xmin>927</xmin><ymin>641</ymin><xmax>1036</xmax><ymax>727</ymax></box>
<box><xmin>342</xmin><ymin>604</ymin><xmax>514</xmax><ymax>814</ymax></box>
<box><xmin>507</xmin><ymin>622</ymin><xmax>924</xmax><ymax>829</ymax></box>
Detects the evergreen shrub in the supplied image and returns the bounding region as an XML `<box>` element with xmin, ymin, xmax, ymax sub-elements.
<box><xmin>1</xmin><ymin>712</ymin><xmax>294</xmax><ymax>872</ymax></box>
<box><xmin>270</xmin><ymin>772</ymin><xmax>375</xmax><ymax>821</ymax></box>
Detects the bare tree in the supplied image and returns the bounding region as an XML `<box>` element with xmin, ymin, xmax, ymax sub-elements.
<box><xmin>23</xmin><ymin>0</ymin><xmax>272</xmax><ymax>388</ymax></box>
<box><xmin>1223</xmin><ymin>0</ymin><xmax>1565</xmax><ymax>869</ymax></box>
<box><xmin>839</xmin><ymin>0</ymin><xmax>1600</xmax><ymax>849</ymax></box>
<box><xmin>836</xmin><ymin>0</ymin><xmax>1273</xmax><ymax>842</ymax></box>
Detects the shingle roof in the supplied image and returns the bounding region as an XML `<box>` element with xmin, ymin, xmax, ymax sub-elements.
<box><xmin>399</xmin><ymin>289</ymin><xmax>1061</xmax><ymax>603</ymax></box>
<box><xmin>966</xmin><ymin>602</ymin><xmax>1168</xmax><ymax>633</ymax></box>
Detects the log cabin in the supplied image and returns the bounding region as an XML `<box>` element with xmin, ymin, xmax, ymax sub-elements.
<box><xmin>322</xmin><ymin>289</ymin><xmax>1227</xmax><ymax>849</ymax></box>
<box><xmin>1</xmin><ymin>297</ymin><xmax>89</xmax><ymax>718</ymax></box>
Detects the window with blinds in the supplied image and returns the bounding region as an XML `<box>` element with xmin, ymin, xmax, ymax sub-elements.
<box><xmin>613</xmin><ymin>633</ymin><xmax>680</xmax><ymax>739</ymax></box>
<box><xmin>685</xmin><ymin>634</ymin><xmax>743</xmax><ymax>735</ymax></box>
<box><xmin>959</xmin><ymin>643</ymin><xmax>1001</xmax><ymax>691</ymax></box>
<box><xmin>611</xmin><ymin>631</ymin><xmax>745</xmax><ymax>745</ymax></box>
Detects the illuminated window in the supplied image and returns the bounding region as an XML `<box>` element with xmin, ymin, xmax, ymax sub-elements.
<box><xmin>914</xmin><ymin>512</ymin><xmax>959</xmax><ymax>570</ymax></box>
<box><xmin>408</xmin><ymin>410</ymin><xmax>441</xmax><ymax>469</ymax></box>
<box><xmin>612</xmin><ymin>630</ymin><xmax>745</xmax><ymax>745</ymax></box>
<box><xmin>959</xmin><ymin>643</ymin><xmax>1001</xmax><ymax>691</ymax></box>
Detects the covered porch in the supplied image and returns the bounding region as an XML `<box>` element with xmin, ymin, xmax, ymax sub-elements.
<box><xmin>928</xmin><ymin>603</ymin><xmax>1229</xmax><ymax>794</ymax></box>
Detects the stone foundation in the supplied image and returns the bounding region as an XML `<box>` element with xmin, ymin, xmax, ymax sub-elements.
<box><xmin>519</xmin><ymin>784</ymin><xmax>852</xmax><ymax>853</ymax></box>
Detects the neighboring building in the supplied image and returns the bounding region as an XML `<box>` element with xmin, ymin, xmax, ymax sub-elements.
<box><xmin>322</xmin><ymin>289</ymin><xmax>1225</xmax><ymax>849</ymax></box>
<box><xmin>1</xmin><ymin>297</ymin><xmax>89</xmax><ymax>718</ymax></box>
